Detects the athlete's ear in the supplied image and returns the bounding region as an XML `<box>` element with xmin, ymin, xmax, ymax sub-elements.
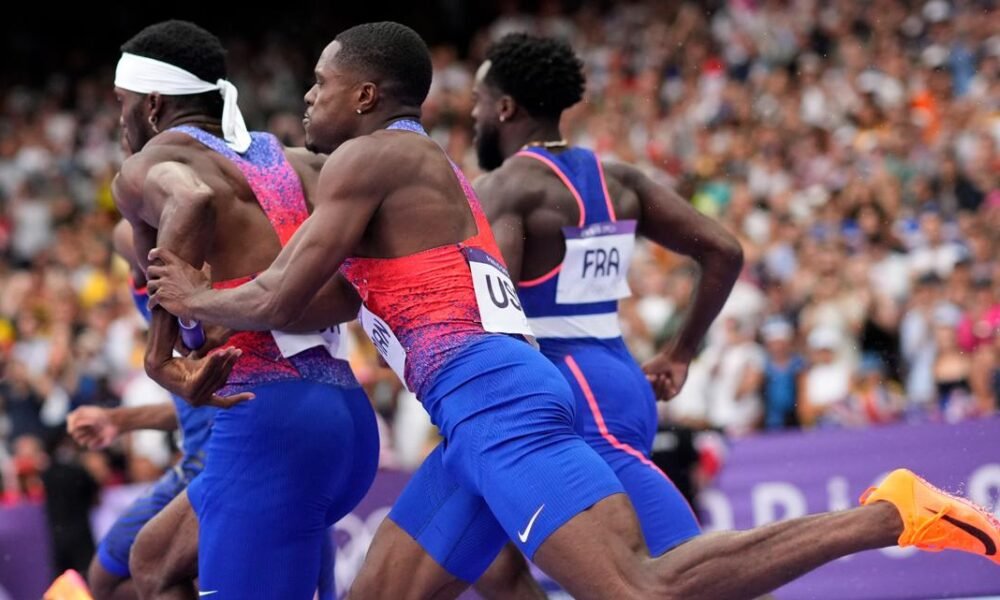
<box><xmin>146</xmin><ymin>92</ymin><xmax>164</xmax><ymax>125</ymax></box>
<box><xmin>357</xmin><ymin>82</ymin><xmax>378</xmax><ymax>114</ymax></box>
<box><xmin>498</xmin><ymin>94</ymin><xmax>517</xmax><ymax>123</ymax></box>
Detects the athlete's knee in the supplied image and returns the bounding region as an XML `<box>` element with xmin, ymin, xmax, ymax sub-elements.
<box><xmin>605</xmin><ymin>541</ymin><xmax>685</xmax><ymax>600</ymax></box>
<box><xmin>350</xmin><ymin>517</ymin><xmax>471</xmax><ymax>600</ymax></box>
<box><xmin>129</xmin><ymin>524</ymin><xmax>163</xmax><ymax>594</ymax></box>
<box><xmin>474</xmin><ymin>544</ymin><xmax>545</xmax><ymax>600</ymax></box>
<box><xmin>86</xmin><ymin>556</ymin><xmax>122</xmax><ymax>600</ymax></box>
<box><xmin>346</xmin><ymin>523</ymin><xmax>395</xmax><ymax>598</ymax></box>
<box><xmin>638</xmin><ymin>534</ymin><xmax>719</xmax><ymax>599</ymax></box>
<box><xmin>630</xmin><ymin>553</ymin><xmax>687</xmax><ymax>599</ymax></box>
<box><xmin>128</xmin><ymin>531</ymin><xmax>154</xmax><ymax>592</ymax></box>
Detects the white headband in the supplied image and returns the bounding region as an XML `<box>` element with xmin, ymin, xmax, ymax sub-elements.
<box><xmin>115</xmin><ymin>52</ymin><xmax>252</xmax><ymax>154</ymax></box>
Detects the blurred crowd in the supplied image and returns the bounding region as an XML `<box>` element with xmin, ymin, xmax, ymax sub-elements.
<box><xmin>0</xmin><ymin>0</ymin><xmax>997</xmax><ymax>513</ymax></box>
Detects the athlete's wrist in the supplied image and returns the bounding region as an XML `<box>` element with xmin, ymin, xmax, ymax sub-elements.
<box><xmin>662</xmin><ymin>342</ymin><xmax>696</xmax><ymax>364</ymax></box>
<box><xmin>106</xmin><ymin>407</ymin><xmax>128</xmax><ymax>433</ymax></box>
<box><xmin>185</xmin><ymin>288</ymin><xmax>213</xmax><ymax>323</ymax></box>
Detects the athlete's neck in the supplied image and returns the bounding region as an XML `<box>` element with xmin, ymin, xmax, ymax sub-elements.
<box><xmin>503</xmin><ymin>119</ymin><xmax>563</xmax><ymax>159</ymax></box>
<box><xmin>161</xmin><ymin>113</ymin><xmax>223</xmax><ymax>136</ymax></box>
<box><xmin>365</xmin><ymin>108</ymin><xmax>422</xmax><ymax>135</ymax></box>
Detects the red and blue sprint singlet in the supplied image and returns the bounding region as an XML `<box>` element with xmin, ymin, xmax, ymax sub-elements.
<box><xmin>340</xmin><ymin>119</ymin><xmax>533</xmax><ymax>398</ymax></box>
<box><xmin>169</xmin><ymin>125</ymin><xmax>355</xmax><ymax>395</ymax></box>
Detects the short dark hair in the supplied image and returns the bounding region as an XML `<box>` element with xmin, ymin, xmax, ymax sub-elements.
<box><xmin>334</xmin><ymin>21</ymin><xmax>432</xmax><ymax>108</ymax></box>
<box><xmin>121</xmin><ymin>20</ymin><xmax>226</xmax><ymax>115</ymax></box>
<box><xmin>485</xmin><ymin>33</ymin><xmax>585</xmax><ymax>118</ymax></box>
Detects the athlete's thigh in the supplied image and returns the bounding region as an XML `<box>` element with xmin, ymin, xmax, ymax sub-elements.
<box><xmin>378</xmin><ymin>444</ymin><xmax>508</xmax><ymax>587</ymax></box>
<box><xmin>195</xmin><ymin>494</ymin><xmax>323</xmax><ymax>599</ymax></box>
<box><xmin>130</xmin><ymin>490</ymin><xmax>198</xmax><ymax>587</ymax></box>
<box><xmin>558</xmin><ymin>346</ymin><xmax>657</xmax><ymax>450</ymax></box>
<box><xmin>437</xmin><ymin>340</ymin><xmax>626</xmax><ymax>561</ymax></box>
<box><xmin>559</xmin><ymin>349</ymin><xmax>701</xmax><ymax>555</ymax></box>
<box><xmin>349</xmin><ymin>518</ymin><xmax>470</xmax><ymax>600</ymax></box>
<box><xmin>533</xmin><ymin>494</ymin><xmax>656</xmax><ymax>600</ymax></box>
<box><xmin>191</xmin><ymin>381</ymin><xmax>355</xmax><ymax>599</ymax></box>
<box><xmin>99</xmin><ymin>466</ymin><xmax>191</xmax><ymax>578</ymax></box>
<box><xmin>603</xmin><ymin>447</ymin><xmax>701</xmax><ymax>556</ymax></box>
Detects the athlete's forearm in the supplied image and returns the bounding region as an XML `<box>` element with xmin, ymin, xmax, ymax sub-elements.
<box><xmin>109</xmin><ymin>403</ymin><xmax>178</xmax><ymax>433</ymax></box>
<box><xmin>145</xmin><ymin>306</ymin><xmax>190</xmax><ymax>396</ymax></box>
<box><xmin>187</xmin><ymin>277</ymin><xmax>294</xmax><ymax>331</ymax></box>
<box><xmin>668</xmin><ymin>247</ymin><xmax>743</xmax><ymax>360</ymax></box>
<box><xmin>281</xmin><ymin>275</ymin><xmax>361</xmax><ymax>332</ymax></box>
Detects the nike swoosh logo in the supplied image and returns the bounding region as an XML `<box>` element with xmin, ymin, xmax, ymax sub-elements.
<box><xmin>927</xmin><ymin>509</ymin><xmax>997</xmax><ymax>556</ymax></box>
<box><xmin>518</xmin><ymin>504</ymin><xmax>545</xmax><ymax>543</ymax></box>
<box><xmin>198</xmin><ymin>592</ymin><xmax>219</xmax><ymax>597</ymax></box>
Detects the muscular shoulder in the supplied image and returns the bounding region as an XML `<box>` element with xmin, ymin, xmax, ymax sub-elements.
<box><xmin>599</xmin><ymin>160</ymin><xmax>642</xmax><ymax>189</ymax></box>
<box><xmin>284</xmin><ymin>147</ymin><xmax>327</xmax><ymax>177</ymax></box>
<box><xmin>114</xmin><ymin>143</ymin><xmax>215</xmax><ymax>226</ymax></box>
<box><xmin>475</xmin><ymin>155</ymin><xmax>549</xmax><ymax>216</ymax></box>
<box><xmin>113</xmin><ymin>146</ymin><xmax>173</xmax><ymax>218</ymax></box>
<box><xmin>317</xmin><ymin>131</ymin><xmax>434</xmax><ymax>194</ymax></box>
<box><xmin>116</xmin><ymin>134</ymin><xmax>209</xmax><ymax>192</ymax></box>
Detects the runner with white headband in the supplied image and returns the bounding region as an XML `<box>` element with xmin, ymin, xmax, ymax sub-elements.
<box><xmin>94</xmin><ymin>19</ymin><xmax>378</xmax><ymax>600</ymax></box>
<box><xmin>115</xmin><ymin>51</ymin><xmax>252</xmax><ymax>154</ymax></box>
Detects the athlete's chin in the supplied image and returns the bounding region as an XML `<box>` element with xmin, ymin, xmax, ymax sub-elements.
<box><xmin>304</xmin><ymin>134</ymin><xmax>331</xmax><ymax>155</ymax></box>
<box><xmin>475</xmin><ymin>128</ymin><xmax>504</xmax><ymax>171</ymax></box>
<box><xmin>476</xmin><ymin>147</ymin><xmax>504</xmax><ymax>172</ymax></box>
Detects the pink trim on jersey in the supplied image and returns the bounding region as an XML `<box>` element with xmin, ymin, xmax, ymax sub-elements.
<box><xmin>515</xmin><ymin>151</ymin><xmax>586</xmax><ymax>226</ymax></box>
<box><xmin>564</xmin><ymin>355</ymin><xmax>701</xmax><ymax>525</ymax></box>
<box><xmin>595</xmin><ymin>159</ymin><xmax>618</xmax><ymax>222</ymax></box>
<box><xmin>520</xmin><ymin>264</ymin><xmax>562</xmax><ymax>288</ymax></box>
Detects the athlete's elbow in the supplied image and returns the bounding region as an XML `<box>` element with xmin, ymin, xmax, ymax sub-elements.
<box><xmin>264</xmin><ymin>295</ymin><xmax>300</xmax><ymax>330</ymax></box>
<box><xmin>142</xmin><ymin>352</ymin><xmax>178</xmax><ymax>397</ymax></box>
<box><xmin>700</xmin><ymin>230</ymin><xmax>743</xmax><ymax>276</ymax></box>
<box><xmin>717</xmin><ymin>234</ymin><xmax>744</xmax><ymax>273</ymax></box>
<box><xmin>142</xmin><ymin>347</ymin><xmax>163</xmax><ymax>380</ymax></box>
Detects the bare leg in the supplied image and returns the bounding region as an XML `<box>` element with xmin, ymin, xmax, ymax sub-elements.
<box><xmin>473</xmin><ymin>543</ymin><xmax>547</xmax><ymax>600</ymax></box>
<box><xmin>129</xmin><ymin>491</ymin><xmax>199</xmax><ymax>600</ymax></box>
<box><xmin>87</xmin><ymin>559</ymin><xmax>138</xmax><ymax>600</ymax></box>
<box><xmin>352</xmin><ymin>486</ymin><xmax>904</xmax><ymax>600</ymax></box>
<box><xmin>643</xmin><ymin>503</ymin><xmax>899</xmax><ymax>598</ymax></box>
<box><xmin>533</xmin><ymin>495</ymin><xmax>902</xmax><ymax>600</ymax></box>
<box><xmin>348</xmin><ymin>518</ymin><xmax>470</xmax><ymax>600</ymax></box>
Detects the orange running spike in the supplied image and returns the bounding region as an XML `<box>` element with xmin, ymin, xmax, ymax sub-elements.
<box><xmin>861</xmin><ymin>468</ymin><xmax>1000</xmax><ymax>565</ymax></box>
<box><xmin>43</xmin><ymin>569</ymin><xmax>94</xmax><ymax>600</ymax></box>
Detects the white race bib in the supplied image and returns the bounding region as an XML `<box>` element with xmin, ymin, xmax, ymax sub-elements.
<box><xmin>359</xmin><ymin>304</ymin><xmax>409</xmax><ymax>391</ymax></box>
<box><xmin>463</xmin><ymin>247</ymin><xmax>534</xmax><ymax>337</ymax></box>
<box><xmin>555</xmin><ymin>220</ymin><xmax>636</xmax><ymax>305</ymax></box>
<box><xmin>272</xmin><ymin>325</ymin><xmax>349</xmax><ymax>360</ymax></box>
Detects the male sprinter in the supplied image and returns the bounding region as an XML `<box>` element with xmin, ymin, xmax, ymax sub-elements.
<box><xmin>471</xmin><ymin>33</ymin><xmax>727</xmax><ymax>595</ymax></box>
<box><xmin>110</xmin><ymin>20</ymin><xmax>377</xmax><ymax>599</ymax></box>
<box><xmin>65</xmin><ymin>220</ymin><xmax>213</xmax><ymax>600</ymax></box>
<box><xmin>68</xmin><ymin>221</ymin><xmax>336</xmax><ymax>600</ymax></box>
<box><xmin>148</xmin><ymin>22</ymin><xmax>1000</xmax><ymax>600</ymax></box>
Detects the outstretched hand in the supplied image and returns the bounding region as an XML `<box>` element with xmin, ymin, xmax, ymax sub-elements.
<box><xmin>641</xmin><ymin>350</ymin><xmax>691</xmax><ymax>401</ymax></box>
<box><xmin>146</xmin><ymin>247</ymin><xmax>212</xmax><ymax>322</ymax></box>
<box><xmin>67</xmin><ymin>406</ymin><xmax>118</xmax><ymax>450</ymax></box>
<box><xmin>169</xmin><ymin>348</ymin><xmax>255</xmax><ymax>409</ymax></box>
